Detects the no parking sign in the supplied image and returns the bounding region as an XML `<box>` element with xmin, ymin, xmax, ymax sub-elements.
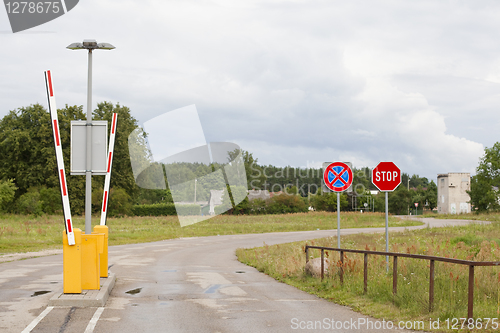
<box><xmin>322</xmin><ymin>162</ymin><xmax>353</xmax><ymax>193</ymax></box>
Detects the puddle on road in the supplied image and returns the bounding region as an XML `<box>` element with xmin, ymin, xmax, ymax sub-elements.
<box><xmin>31</xmin><ymin>290</ymin><xmax>51</xmax><ymax>297</ymax></box>
<box><xmin>235</xmin><ymin>271</ymin><xmax>245</xmax><ymax>274</ymax></box>
<box><xmin>126</xmin><ymin>288</ymin><xmax>142</xmax><ymax>295</ymax></box>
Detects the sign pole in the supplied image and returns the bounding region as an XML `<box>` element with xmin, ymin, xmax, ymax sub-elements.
<box><xmin>385</xmin><ymin>191</ymin><xmax>389</xmax><ymax>268</ymax></box>
<box><xmin>337</xmin><ymin>192</ymin><xmax>340</xmax><ymax>248</ymax></box>
<box><xmin>371</xmin><ymin>161</ymin><xmax>402</xmax><ymax>272</ymax></box>
<box><xmin>85</xmin><ymin>49</ymin><xmax>93</xmax><ymax>235</ymax></box>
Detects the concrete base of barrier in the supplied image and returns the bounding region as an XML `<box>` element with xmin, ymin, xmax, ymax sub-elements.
<box><xmin>49</xmin><ymin>272</ymin><xmax>116</xmax><ymax>307</ymax></box>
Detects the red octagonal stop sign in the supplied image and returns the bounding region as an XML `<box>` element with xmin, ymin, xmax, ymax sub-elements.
<box><xmin>372</xmin><ymin>162</ymin><xmax>401</xmax><ymax>192</ymax></box>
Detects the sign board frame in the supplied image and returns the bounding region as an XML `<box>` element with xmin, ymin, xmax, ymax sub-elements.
<box><xmin>70</xmin><ymin>121</ymin><xmax>108</xmax><ymax>175</ymax></box>
<box><xmin>322</xmin><ymin>162</ymin><xmax>353</xmax><ymax>193</ymax></box>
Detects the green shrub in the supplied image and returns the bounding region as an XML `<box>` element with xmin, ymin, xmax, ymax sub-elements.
<box><xmin>107</xmin><ymin>188</ymin><xmax>133</xmax><ymax>217</ymax></box>
<box><xmin>266</xmin><ymin>194</ymin><xmax>308</xmax><ymax>214</ymax></box>
<box><xmin>201</xmin><ymin>204</ymin><xmax>210</xmax><ymax>216</ymax></box>
<box><xmin>214</xmin><ymin>204</ymin><xmax>226</xmax><ymax>215</ymax></box>
<box><xmin>214</xmin><ymin>197</ymin><xmax>250</xmax><ymax>215</ymax></box>
<box><xmin>16</xmin><ymin>189</ymin><xmax>43</xmax><ymax>216</ymax></box>
<box><xmin>135</xmin><ymin>188</ymin><xmax>173</xmax><ymax>205</ymax></box>
<box><xmin>132</xmin><ymin>203</ymin><xmax>200</xmax><ymax>216</ymax></box>
<box><xmin>229</xmin><ymin>186</ymin><xmax>249</xmax><ymax>206</ymax></box>
<box><xmin>232</xmin><ymin>197</ymin><xmax>249</xmax><ymax>215</ymax></box>
<box><xmin>13</xmin><ymin>186</ymin><xmax>62</xmax><ymax>216</ymax></box>
<box><xmin>175</xmin><ymin>204</ymin><xmax>201</xmax><ymax>216</ymax></box>
<box><xmin>92</xmin><ymin>187</ymin><xmax>133</xmax><ymax>217</ymax></box>
<box><xmin>0</xmin><ymin>179</ymin><xmax>17</xmax><ymax>212</ymax></box>
<box><xmin>248</xmin><ymin>198</ymin><xmax>267</xmax><ymax>214</ymax></box>
<box><xmin>39</xmin><ymin>187</ymin><xmax>62</xmax><ymax>214</ymax></box>
<box><xmin>216</xmin><ymin>193</ymin><xmax>309</xmax><ymax>215</ymax></box>
<box><xmin>310</xmin><ymin>192</ymin><xmax>348</xmax><ymax>212</ymax></box>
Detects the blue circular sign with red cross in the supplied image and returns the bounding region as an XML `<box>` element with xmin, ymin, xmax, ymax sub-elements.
<box><xmin>323</xmin><ymin>162</ymin><xmax>353</xmax><ymax>192</ymax></box>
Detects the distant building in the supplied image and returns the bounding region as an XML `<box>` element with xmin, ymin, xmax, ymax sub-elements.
<box><xmin>207</xmin><ymin>190</ymin><xmax>224</xmax><ymax>215</ymax></box>
<box><xmin>248</xmin><ymin>189</ymin><xmax>271</xmax><ymax>201</ymax></box>
<box><xmin>437</xmin><ymin>173</ymin><xmax>471</xmax><ymax>214</ymax></box>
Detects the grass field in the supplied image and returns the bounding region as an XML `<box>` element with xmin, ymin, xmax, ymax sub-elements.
<box><xmin>424</xmin><ymin>211</ymin><xmax>500</xmax><ymax>222</ymax></box>
<box><xmin>0</xmin><ymin>212</ymin><xmax>421</xmax><ymax>254</ymax></box>
<box><xmin>236</xmin><ymin>221</ymin><xmax>500</xmax><ymax>332</ymax></box>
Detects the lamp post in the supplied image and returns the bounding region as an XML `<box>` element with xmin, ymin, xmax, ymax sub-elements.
<box><xmin>194</xmin><ymin>178</ymin><xmax>197</xmax><ymax>203</ymax></box>
<box><xmin>67</xmin><ymin>39</ymin><xmax>115</xmax><ymax>234</ymax></box>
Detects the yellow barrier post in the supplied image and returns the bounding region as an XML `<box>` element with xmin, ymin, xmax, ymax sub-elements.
<box><xmin>81</xmin><ymin>233</ymin><xmax>104</xmax><ymax>290</ymax></box>
<box><xmin>93</xmin><ymin>225</ymin><xmax>108</xmax><ymax>278</ymax></box>
<box><xmin>63</xmin><ymin>228</ymin><xmax>82</xmax><ymax>294</ymax></box>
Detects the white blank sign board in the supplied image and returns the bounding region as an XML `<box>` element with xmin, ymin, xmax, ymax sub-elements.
<box><xmin>71</xmin><ymin>121</ymin><xmax>108</xmax><ymax>175</ymax></box>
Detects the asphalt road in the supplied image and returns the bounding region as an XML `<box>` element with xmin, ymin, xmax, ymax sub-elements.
<box><xmin>0</xmin><ymin>217</ymin><xmax>484</xmax><ymax>333</ymax></box>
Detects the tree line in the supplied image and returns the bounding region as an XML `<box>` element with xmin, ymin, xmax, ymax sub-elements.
<box><xmin>241</xmin><ymin>154</ymin><xmax>437</xmax><ymax>214</ymax></box>
<box><xmin>0</xmin><ymin>102</ymin><xmax>438</xmax><ymax>216</ymax></box>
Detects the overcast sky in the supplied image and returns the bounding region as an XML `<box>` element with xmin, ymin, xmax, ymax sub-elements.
<box><xmin>2</xmin><ymin>0</ymin><xmax>500</xmax><ymax>181</ymax></box>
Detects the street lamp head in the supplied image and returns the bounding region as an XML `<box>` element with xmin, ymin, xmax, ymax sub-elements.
<box><xmin>66</xmin><ymin>42</ymin><xmax>83</xmax><ymax>50</ymax></box>
<box><xmin>66</xmin><ymin>39</ymin><xmax>115</xmax><ymax>51</ymax></box>
<box><xmin>97</xmin><ymin>43</ymin><xmax>115</xmax><ymax>50</ymax></box>
<box><xmin>83</xmin><ymin>39</ymin><xmax>97</xmax><ymax>47</ymax></box>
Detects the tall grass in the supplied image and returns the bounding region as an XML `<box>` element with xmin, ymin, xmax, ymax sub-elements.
<box><xmin>425</xmin><ymin>211</ymin><xmax>500</xmax><ymax>223</ymax></box>
<box><xmin>237</xmin><ymin>222</ymin><xmax>500</xmax><ymax>331</ymax></box>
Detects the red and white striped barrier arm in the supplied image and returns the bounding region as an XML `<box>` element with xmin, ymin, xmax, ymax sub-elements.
<box><xmin>100</xmin><ymin>113</ymin><xmax>118</xmax><ymax>225</ymax></box>
<box><xmin>44</xmin><ymin>70</ymin><xmax>75</xmax><ymax>245</ymax></box>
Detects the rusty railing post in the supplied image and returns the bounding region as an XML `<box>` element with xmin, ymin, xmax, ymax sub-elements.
<box><xmin>339</xmin><ymin>251</ymin><xmax>344</xmax><ymax>284</ymax></box>
<box><xmin>305</xmin><ymin>246</ymin><xmax>309</xmax><ymax>264</ymax></box>
<box><xmin>364</xmin><ymin>253</ymin><xmax>368</xmax><ymax>294</ymax></box>
<box><xmin>393</xmin><ymin>256</ymin><xmax>398</xmax><ymax>295</ymax></box>
<box><xmin>468</xmin><ymin>265</ymin><xmax>474</xmax><ymax>320</ymax></box>
<box><xmin>429</xmin><ymin>260</ymin><xmax>435</xmax><ymax>313</ymax></box>
<box><xmin>321</xmin><ymin>249</ymin><xmax>324</xmax><ymax>281</ymax></box>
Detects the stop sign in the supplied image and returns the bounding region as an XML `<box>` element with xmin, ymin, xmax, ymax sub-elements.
<box><xmin>372</xmin><ymin>162</ymin><xmax>401</xmax><ymax>192</ymax></box>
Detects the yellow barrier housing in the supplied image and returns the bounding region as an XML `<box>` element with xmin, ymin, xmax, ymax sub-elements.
<box><xmin>63</xmin><ymin>228</ymin><xmax>82</xmax><ymax>294</ymax></box>
<box><xmin>63</xmin><ymin>227</ymin><xmax>108</xmax><ymax>293</ymax></box>
<box><xmin>81</xmin><ymin>233</ymin><xmax>105</xmax><ymax>290</ymax></box>
<box><xmin>93</xmin><ymin>225</ymin><xmax>109</xmax><ymax>278</ymax></box>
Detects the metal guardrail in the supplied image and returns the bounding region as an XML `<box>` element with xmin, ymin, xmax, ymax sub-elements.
<box><xmin>305</xmin><ymin>245</ymin><xmax>500</xmax><ymax>319</ymax></box>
